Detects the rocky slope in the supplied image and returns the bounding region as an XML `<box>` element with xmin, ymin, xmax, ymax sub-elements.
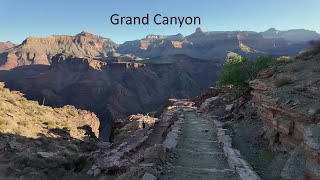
<box><xmin>0</xmin><ymin>82</ymin><xmax>100</xmax><ymax>179</ymax></box>
<box><xmin>249</xmin><ymin>56</ymin><xmax>320</xmax><ymax>179</ymax></box>
<box><xmin>0</xmin><ymin>54</ymin><xmax>220</xmax><ymax>142</ymax></box>
<box><xmin>191</xmin><ymin>44</ymin><xmax>320</xmax><ymax>179</ymax></box>
<box><xmin>0</xmin><ymin>41</ymin><xmax>16</xmax><ymax>52</ymax></box>
<box><xmin>117</xmin><ymin>28</ymin><xmax>319</xmax><ymax>60</ymax></box>
<box><xmin>0</xmin><ymin>31</ymin><xmax>117</xmax><ymax>70</ymax></box>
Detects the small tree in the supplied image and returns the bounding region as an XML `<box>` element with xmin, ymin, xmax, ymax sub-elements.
<box><xmin>219</xmin><ymin>55</ymin><xmax>278</xmax><ymax>96</ymax></box>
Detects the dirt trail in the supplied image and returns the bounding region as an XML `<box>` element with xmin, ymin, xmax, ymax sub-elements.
<box><xmin>161</xmin><ymin>111</ymin><xmax>238</xmax><ymax>180</ymax></box>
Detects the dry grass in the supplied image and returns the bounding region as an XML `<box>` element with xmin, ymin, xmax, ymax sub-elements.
<box><xmin>0</xmin><ymin>83</ymin><xmax>99</xmax><ymax>178</ymax></box>
<box><xmin>296</xmin><ymin>40</ymin><xmax>320</xmax><ymax>60</ymax></box>
<box><xmin>0</xmin><ymin>83</ymin><xmax>97</xmax><ymax>140</ymax></box>
<box><xmin>289</xmin><ymin>64</ymin><xmax>301</xmax><ymax>73</ymax></box>
<box><xmin>273</xmin><ymin>76</ymin><xmax>293</xmax><ymax>87</ymax></box>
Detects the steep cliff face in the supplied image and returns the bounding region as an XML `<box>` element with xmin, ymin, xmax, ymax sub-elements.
<box><xmin>0</xmin><ymin>54</ymin><xmax>220</xmax><ymax>141</ymax></box>
<box><xmin>0</xmin><ymin>31</ymin><xmax>117</xmax><ymax>70</ymax></box>
<box><xmin>250</xmin><ymin>57</ymin><xmax>320</xmax><ymax>179</ymax></box>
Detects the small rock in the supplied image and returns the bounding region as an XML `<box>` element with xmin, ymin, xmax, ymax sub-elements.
<box><xmin>140</xmin><ymin>172</ymin><xmax>157</xmax><ymax>180</ymax></box>
<box><xmin>308</xmin><ymin>107</ymin><xmax>320</xmax><ymax>116</ymax></box>
<box><xmin>139</xmin><ymin>163</ymin><xmax>156</xmax><ymax>167</ymax></box>
<box><xmin>163</xmin><ymin>132</ymin><xmax>178</xmax><ymax>150</ymax></box>
<box><xmin>93</xmin><ymin>168</ymin><xmax>101</xmax><ymax>177</ymax></box>
<box><xmin>37</xmin><ymin>152</ymin><xmax>56</xmax><ymax>158</ymax></box>
<box><xmin>97</xmin><ymin>141</ymin><xmax>111</xmax><ymax>149</ymax></box>
<box><xmin>8</xmin><ymin>141</ymin><xmax>21</xmax><ymax>149</ymax></box>
<box><xmin>86</xmin><ymin>169</ymin><xmax>93</xmax><ymax>176</ymax></box>
<box><xmin>33</xmin><ymin>140</ymin><xmax>42</xmax><ymax>146</ymax></box>
<box><xmin>144</xmin><ymin>144</ymin><xmax>166</xmax><ymax>163</ymax></box>
<box><xmin>225</xmin><ymin>104</ymin><xmax>234</xmax><ymax>112</ymax></box>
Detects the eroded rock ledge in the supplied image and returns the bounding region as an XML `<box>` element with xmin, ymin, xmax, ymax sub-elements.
<box><xmin>87</xmin><ymin>99</ymin><xmax>194</xmax><ymax>178</ymax></box>
<box><xmin>250</xmin><ymin>59</ymin><xmax>320</xmax><ymax>179</ymax></box>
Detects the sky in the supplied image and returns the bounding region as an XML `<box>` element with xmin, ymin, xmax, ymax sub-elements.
<box><xmin>0</xmin><ymin>0</ymin><xmax>319</xmax><ymax>44</ymax></box>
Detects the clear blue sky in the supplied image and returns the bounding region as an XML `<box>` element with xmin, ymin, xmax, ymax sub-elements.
<box><xmin>0</xmin><ymin>0</ymin><xmax>319</xmax><ymax>44</ymax></box>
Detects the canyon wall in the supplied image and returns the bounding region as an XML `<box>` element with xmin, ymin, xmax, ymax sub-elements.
<box><xmin>0</xmin><ymin>54</ymin><xmax>220</xmax><ymax>141</ymax></box>
<box><xmin>250</xmin><ymin>58</ymin><xmax>320</xmax><ymax>179</ymax></box>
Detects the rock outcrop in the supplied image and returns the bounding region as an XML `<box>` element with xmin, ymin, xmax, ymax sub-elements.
<box><xmin>250</xmin><ymin>57</ymin><xmax>320</xmax><ymax>179</ymax></box>
<box><xmin>0</xmin><ymin>82</ymin><xmax>100</xmax><ymax>179</ymax></box>
<box><xmin>87</xmin><ymin>99</ymin><xmax>189</xmax><ymax>177</ymax></box>
<box><xmin>0</xmin><ymin>41</ymin><xmax>16</xmax><ymax>52</ymax></box>
<box><xmin>0</xmin><ymin>31</ymin><xmax>117</xmax><ymax>70</ymax></box>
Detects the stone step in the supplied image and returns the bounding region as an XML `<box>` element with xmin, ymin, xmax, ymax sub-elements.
<box><xmin>172</xmin><ymin>152</ymin><xmax>229</xmax><ymax>169</ymax></box>
<box><xmin>178</xmin><ymin>132</ymin><xmax>214</xmax><ymax>140</ymax></box>
<box><xmin>176</xmin><ymin>140</ymin><xmax>220</xmax><ymax>151</ymax></box>
<box><xmin>161</xmin><ymin>111</ymin><xmax>238</xmax><ymax>180</ymax></box>
<box><xmin>179</xmin><ymin>138</ymin><xmax>218</xmax><ymax>143</ymax></box>
<box><xmin>174</xmin><ymin>148</ymin><xmax>223</xmax><ymax>155</ymax></box>
<box><xmin>161</xmin><ymin>166</ymin><xmax>237</xmax><ymax>180</ymax></box>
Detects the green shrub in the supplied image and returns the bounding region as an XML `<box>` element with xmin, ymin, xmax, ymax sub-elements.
<box><xmin>68</xmin><ymin>110</ymin><xmax>78</xmax><ymax>117</ymax></box>
<box><xmin>220</xmin><ymin>55</ymin><xmax>278</xmax><ymax>95</ymax></box>
<box><xmin>67</xmin><ymin>144</ymin><xmax>79</xmax><ymax>152</ymax></box>
<box><xmin>44</xmin><ymin>120</ymin><xmax>56</xmax><ymax>129</ymax></box>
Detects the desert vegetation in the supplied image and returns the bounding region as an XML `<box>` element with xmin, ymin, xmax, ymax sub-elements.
<box><xmin>0</xmin><ymin>83</ymin><xmax>100</xmax><ymax>179</ymax></box>
<box><xmin>219</xmin><ymin>55</ymin><xmax>280</xmax><ymax>95</ymax></box>
<box><xmin>296</xmin><ymin>40</ymin><xmax>320</xmax><ymax>60</ymax></box>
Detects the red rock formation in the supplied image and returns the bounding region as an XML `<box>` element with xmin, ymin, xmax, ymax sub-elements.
<box><xmin>0</xmin><ymin>31</ymin><xmax>117</xmax><ymax>70</ymax></box>
<box><xmin>117</xmin><ymin>28</ymin><xmax>317</xmax><ymax>60</ymax></box>
<box><xmin>250</xmin><ymin>58</ymin><xmax>320</xmax><ymax>179</ymax></box>
<box><xmin>0</xmin><ymin>41</ymin><xmax>16</xmax><ymax>52</ymax></box>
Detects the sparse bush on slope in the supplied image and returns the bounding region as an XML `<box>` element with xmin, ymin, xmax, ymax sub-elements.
<box><xmin>0</xmin><ymin>82</ymin><xmax>100</xmax><ymax>179</ymax></box>
<box><xmin>296</xmin><ymin>40</ymin><xmax>320</xmax><ymax>60</ymax></box>
<box><xmin>219</xmin><ymin>55</ymin><xmax>279</xmax><ymax>95</ymax></box>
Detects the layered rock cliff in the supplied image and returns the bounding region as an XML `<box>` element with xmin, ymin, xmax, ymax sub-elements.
<box><xmin>117</xmin><ymin>28</ymin><xmax>319</xmax><ymax>60</ymax></box>
<box><xmin>0</xmin><ymin>41</ymin><xmax>16</xmax><ymax>52</ymax></box>
<box><xmin>250</xmin><ymin>57</ymin><xmax>320</xmax><ymax>179</ymax></box>
<box><xmin>1</xmin><ymin>28</ymin><xmax>319</xmax><ymax>70</ymax></box>
<box><xmin>0</xmin><ymin>31</ymin><xmax>117</xmax><ymax>70</ymax></box>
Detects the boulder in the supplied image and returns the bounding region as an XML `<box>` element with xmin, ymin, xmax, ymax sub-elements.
<box><xmin>140</xmin><ymin>172</ymin><xmax>157</xmax><ymax>180</ymax></box>
<box><xmin>225</xmin><ymin>104</ymin><xmax>234</xmax><ymax>112</ymax></box>
<box><xmin>257</xmin><ymin>67</ymin><xmax>275</xmax><ymax>79</ymax></box>
<box><xmin>37</xmin><ymin>152</ymin><xmax>56</xmax><ymax>158</ymax></box>
<box><xmin>144</xmin><ymin>144</ymin><xmax>166</xmax><ymax>164</ymax></box>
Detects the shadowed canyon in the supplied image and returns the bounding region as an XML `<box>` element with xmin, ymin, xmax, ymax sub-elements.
<box><xmin>1</xmin><ymin>28</ymin><xmax>320</xmax><ymax>179</ymax></box>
